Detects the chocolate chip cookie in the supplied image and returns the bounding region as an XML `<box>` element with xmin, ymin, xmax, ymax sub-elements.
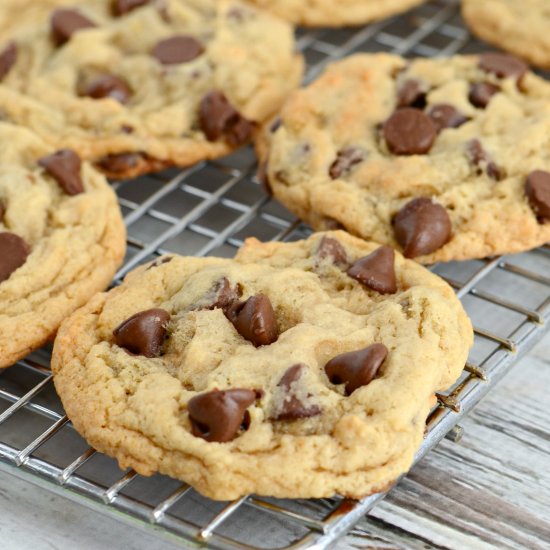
<box><xmin>238</xmin><ymin>0</ymin><xmax>427</xmax><ymax>27</ymax></box>
<box><xmin>259</xmin><ymin>53</ymin><xmax>550</xmax><ymax>263</ymax></box>
<box><xmin>462</xmin><ymin>0</ymin><xmax>550</xmax><ymax>70</ymax></box>
<box><xmin>0</xmin><ymin>0</ymin><xmax>303</xmax><ymax>178</ymax></box>
<box><xmin>0</xmin><ymin>122</ymin><xmax>126</xmax><ymax>368</ymax></box>
<box><xmin>51</xmin><ymin>231</ymin><xmax>472</xmax><ymax>500</ymax></box>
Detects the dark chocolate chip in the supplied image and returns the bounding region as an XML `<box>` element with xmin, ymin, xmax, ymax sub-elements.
<box><xmin>466</xmin><ymin>139</ymin><xmax>502</xmax><ymax>180</ymax></box>
<box><xmin>325</xmin><ymin>343</ymin><xmax>388</xmax><ymax>395</ymax></box>
<box><xmin>479</xmin><ymin>52</ymin><xmax>528</xmax><ymax>81</ymax></box>
<box><xmin>82</xmin><ymin>74</ymin><xmax>132</xmax><ymax>104</ymax></box>
<box><xmin>273</xmin><ymin>364</ymin><xmax>321</xmax><ymax>420</ymax></box>
<box><xmin>231</xmin><ymin>294</ymin><xmax>278</xmax><ymax>347</ymax></box>
<box><xmin>427</xmin><ymin>104</ymin><xmax>469</xmax><ymax>131</ymax></box>
<box><xmin>526</xmin><ymin>170</ymin><xmax>550</xmax><ymax>221</ymax></box>
<box><xmin>347</xmin><ymin>246</ymin><xmax>397</xmax><ymax>294</ymax></box>
<box><xmin>113</xmin><ymin>308</ymin><xmax>170</xmax><ymax>358</ymax></box>
<box><xmin>97</xmin><ymin>152</ymin><xmax>142</xmax><ymax>175</ymax></box>
<box><xmin>0</xmin><ymin>42</ymin><xmax>17</xmax><ymax>81</ymax></box>
<box><xmin>383</xmin><ymin>108</ymin><xmax>437</xmax><ymax>156</ymax></box>
<box><xmin>0</xmin><ymin>232</ymin><xmax>31</xmax><ymax>283</ymax></box>
<box><xmin>146</xmin><ymin>256</ymin><xmax>173</xmax><ymax>270</ymax></box>
<box><xmin>202</xmin><ymin>278</ymin><xmax>242</xmax><ymax>314</ymax></box>
<box><xmin>316</xmin><ymin>236</ymin><xmax>348</xmax><ymax>267</ymax></box>
<box><xmin>152</xmin><ymin>35</ymin><xmax>204</xmax><ymax>65</ymax></box>
<box><xmin>329</xmin><ymin>147</ymin><xmax>366</xmax><ymax>179</ymax></box>
<box><xmin>112</xmin><ymin>0</ymin><xmax>149</xmax><ymax>16</ymax></box>
<box><xmin>199</xmin><ymin>91</ymin><xmax>253</xmax><ymax>146</ymax></box>
<box><xmin>38</xmin><ymin>149</ymin><xmax>84</xmax><ymax>196</ymax></box>
<box><xmin>397</xmin><ymin>79</ymin><xmax>427</xmax><ymax>109</ymax></box>
<box><xmin>393</xmin><ymin>197</ymin><xmax>452</xmax><ymax>258</ymax></box>
<box><xmin>51</xmin><ymin>9</ymin><xmax>96</xmax><ymax>46</ymax></box>
<box><xmin>269</xmin><ymin>117</ymin><xmax>282</xmax><ymax>133</ymax></box>
<box><xmin>188</xmin><ymin>389</ymin><xmax>258</xmax><ymax>442</ymax></box>
<box><xmin>468</xmin><ymin>82</ymin><xmax>499</xmax><ymax>109</ymax></box>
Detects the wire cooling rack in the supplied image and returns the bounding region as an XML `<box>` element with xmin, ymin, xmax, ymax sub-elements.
<box><xmin>1</xmin><ymin>0</ymin><xmax>550</xmax><ymax>548</ymax></box>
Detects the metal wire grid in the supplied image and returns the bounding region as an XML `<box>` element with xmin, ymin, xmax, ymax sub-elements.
<box><xmin>1</xmin><ymin>0</ymin><xmax>550</xmax><ymax>548</ymax></box>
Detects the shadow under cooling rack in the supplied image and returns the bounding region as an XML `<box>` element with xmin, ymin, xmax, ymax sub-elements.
<box><xmin>1</xmin><ymin>0</ymin><xmax>550</xmax><ymax>548</ymax></box>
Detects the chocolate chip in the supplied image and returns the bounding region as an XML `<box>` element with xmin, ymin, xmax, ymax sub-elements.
<box><xmin>230</xmin><ymin>294</ymin><xmax>278</xmax><ymax>347</ymax></box>
<box><xmin>152</xmin><ymin>35</ymin><xmax>204</xmax><ymax>65</ymax></box>
<box><xmin>383</xmin><ymin>108</ymin><xmax>437</xmax><ymax>156</ymax></box>
<box><xmin>323</xmin><ymin>218</ymin><xmax>346</xmax><ymax>231</ymax></box>
<box><xmin>199</xmin><ymin>91</ymin><xmax>253</xmax><ymax>146</ymax></box>
<box><xmin>146</xmin><ymin>256</ymin><xmax>173</xmax><ymax>270</ymax></box>
<box><xmin>347</xmin><ymin>246</ymin><xmax>397</xmax><ymax>294</ymax></box>
<box><xmin>329</xmin><ymin>147</ymin><xmax>366</xmax><ymax>179</ymax></box>
<box><xmin>526</xmin><ymin>170</ymin><xmax>550</xmax><ymax>221</ymax></box>
<box><xmin>112</xmin><ymin>0</ymin><xmax>149</xmax><ymax>16</ymax></box>
<box><xmin>466</xmin><ymin>139</ymin><xmax>502</xmax><ymax>180</ymax></box>
<box><xmin>201</xmin><ymin>278</ymin><xmax>242</xmax><ymax>314</ymax></box>
<box><xmin>113</xmin><ymin>308</ymin><xmax>170</xmax><ymax>358</ymax></box>
<box><xmin>393</xmin><ymin>198</ymin><xmax>452</xmax><ymax>258</ymax></box>
<box><xmin>38</xmin><ymin>149</ymin><xmax>84</xmax><ymax>196</ymax></box>
<box><xmin>269</xmin><ymin>117</ymin><xmax>282</xmax><ymax>133</ymax></box>
<box><xmin>316</xmin><ymin>236</ymin><xmax>348</xmax><ymax>267</ymax></box>
<box><xmin>97</xmin><ymin>152</ymin><xmax>142</xmax><ymax>175</ymax></box>
<box><xmin>82</xmin><ymin>74</ymin><xmax>132</xmax><ymax>104</ymax></box>
<box><xmin>0</xmin><ymin>42</ymin><xmax>17</xmax><ymax>81</ymax></box>
<box><xmin>0</xmin><ymin>232</ymin><xmax>30</xmax><ymax>283</ymax></box>
<box><xmin>397</xmin><ymin>79</ymin><xmax>427</xmax><ymax>109</ymax></box>
<box><xmin>188</xmin><ymin>389</ymin><xmax>258</xmax><ymax>442</ymax></box>
<box><xmin>51</xmin><ymin>9</ymin><xmax>96</xmax><ymax>46</ymax></box>
<box><xmin>427</xmin><ymin>104</ymin><xmax>469</xmax><ymax>131</ymax></box>
<box><xmin>273</xmin><ymin>364</ymin><xmax>321</xmax><ymax>420</ymax></box>
<box><xmin>325</xmin><ymin>343</ymin><xmax>388</xmax><ymax>395</ymax></box>
<box><xmin>479</xmin><ymin>52</ymin><xmax>528</xmax><ymax>82</ymax></box>
<box><xmin>468</xmin><ymin>82</ymin><xmax>499</xmax><ymax>109</ymax></box>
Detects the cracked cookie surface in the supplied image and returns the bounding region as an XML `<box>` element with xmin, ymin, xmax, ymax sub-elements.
<box><xmin>259</xmin><ymin>53</ymin><xmax>550</xmax><ymax>263</ymax></box>
<box><xmin>236</xmin><ymin>0</ymin><xmax>427</xmax><ymax>27</ymax></box>
<box><xmin>52</xmin><ymin>231</ymin><xmax>472</xmax><ymax>500</ymax></box>
<box><xmin>0</xmin><ymin>122</ymin><xmax>126</xmax><ymax>368</ymax></box>
<box><xmin>462</xmin><ymin>0</ymin><xmax>550</xmax><ymax>70</ymax></box>
<box><xmin>0</xmin><ymin>0</ymin><xmax>303</xmax><ymax>177</ymax></box>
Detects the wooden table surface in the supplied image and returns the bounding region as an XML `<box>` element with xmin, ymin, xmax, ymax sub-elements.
<box><xmin>1</xmin><ymin>336</ymin><xmax>549</xmax><ymax>550</ymax></box>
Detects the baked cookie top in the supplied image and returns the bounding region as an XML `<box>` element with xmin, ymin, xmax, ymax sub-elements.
<box><xmin>259</xmin><ymin>53</ymin><xmax>550</xmax><ymax>263</ymax></box>
<box><xmin>0</xmin><ymin>122</ymin><xmax>126</xmax><ymax>368</ymax></box>
<box><xmin>52</xmin><ymin>231</ymin><xmax>472</xmax><ymax>500</ymax></box>
<box><xmin>462</xmin><ymin>0</ymin><xmax>550</xmax><ymax>70</ymax></box>
<box><xmin>0</xmin><ymin>0</ymin><xmax>303</xmax><ymax>178</ymax></box>
<box><xmin>236</xmin><ymin>0</ymin><xmax>427</xmax><ymax>27</ymax></box>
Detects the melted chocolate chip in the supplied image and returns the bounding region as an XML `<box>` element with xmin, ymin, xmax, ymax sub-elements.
<box><xmin>393</xmin><ymin>198</ymin><xmax>452</xmax><ymax>258</ymax></box>
<box><xmin>113</xmin><ymin>308</ymin><xmax>170</xmax><ymax>357</ymax></box>
<box><xmin>347</xmin><ymin>246</ymin><xmax>397</xmax><ymax>294</ymax></box>
<box><xmin>51</xmin><ymin>9</ymin><xmax>96</xmax><ymax>46</ymax></box>
<box><xmin>466</xmin><ymin>139</ymin><xmax>502</xmax><ymax>180</ymax></box>
<box><xmin>0</xmin><ymin>232</ymin><xmax>31</xmax><ymax>283</ymax></box>
<box><xmin>325</xmin><ymin>343</ymin><xmax>388</xmax><ymax>395</ymax></box>
<box><xmin>329</xmin><ymin>147</ymin><xmax>366</xmax><ymax>179</ymax></box>
<box><xmin>97</xmin><ymin>152</ymin><xmax>142</xmax><ymax>175</ymax></box>
<box><xmin>469</xmin><ymin>82</ymin><xmax>499</xmax><ymax>109</ymax></box>
<box><xmin>112</xmin><ymin>0</ymin><xmax>149</xmax><ymax>16</ymax></box>
<box><xmin>397</xmin><ymin>79</ymin><xmax>427</xmax><ymax>109</ymax></box>
<box><xmin>526</xmin><ymin>170</ymin><xmax>550</xmax><ymax>221</ymax></box>
<box><xmin>230</xmin><ymin>294</ymin><xmax>278</xmax><ymax>347</ymax></box>
<box><xmin>316</xmin><ymin>236</ymin><xmax>348</xmax><ymax>267</ymax></box>
<box><xmin>0</xmin><ymin>42</ymin><xmax>17</xmax><ymax>81</ymax></box>
<box><xmin>479</xmin><ymin>52</ymin><xmax>528</xmax><ymax>82</ymax></box>
<box><xmin>146</xmin><ymin>256</ymin><xmax>173</xmax><ymax>270</ymax></box>
<box><xmin>188</xmin><ymin>389</ymin><xmax>258</xmax><ymax>442</ymax></box>
<box><xmin>383</xmin><ymin>108</ymin><xmax>437</xmax><ymax>156</ymax></box>
<box><xmin>38</xmin><ymin>149</ymin><xmax>84</xmax><ymax>196</ymax></box>
<box><xmin>152</xmin><ymin>35</ymin><xmax>204</xmax><ymax>65</ymax></box>
<box><xmin>273</xmin><ymin>364</ymin><xmax>321</xmax><ymax>420</ymax></box>
<box><xmin>199</xmin><ymin>91</ymin><xmax>253</xmax><ymax>146</ymax></box>
<box><xmin>427</xmin><ymin>104</ymin><xmax>469</xmax><ymax>131</ymax></box>
<box><xmin>202</xmin><ymin>278</ymin><xmax>242</xmax><ymax>314</ymax></box>
<box><xmin>82</xmin><ymin>74</ymin><xmax>132</xmax><ymax>104</ymax></box>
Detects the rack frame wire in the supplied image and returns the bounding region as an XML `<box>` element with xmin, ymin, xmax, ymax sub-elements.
<box><xmin>1</xmin><ymin>0</ymin><xmax>550</xmax><ymax>548</ymax></box>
